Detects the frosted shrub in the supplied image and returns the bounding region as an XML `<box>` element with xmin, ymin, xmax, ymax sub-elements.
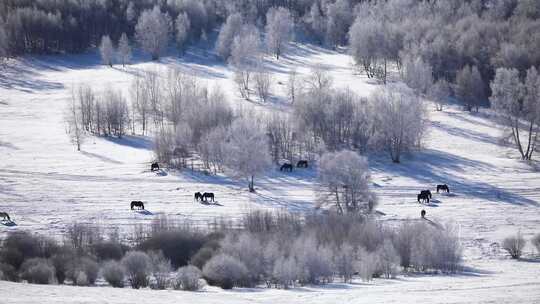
<box><xmin>148</xmin><ymin>251</ymin><xmax>172</xmax><ymax>290</ymax></box>
<box><xmin>75</xmin><ymin>271</ymin><xmax>88</xmax><ymax>286</ymax></box>
<box><xmin>333</xmin><ymin>243</ymin><xmax>356</xmax><ymax>283</ymax></box>
<box><xmin>502</xmin><ymin>232</ymin><xmax>526</xmax><ymax>259</ymax></box>
<box><xmin>532</xmin><ymin>234</ymin><xmax>540</xmax><ymax>254</ymax></box>
<box><xmin>272</xmin><ymin>256</ymin><xmax>297</xmax><ymax>289</ymax></box>
<box><xmin>202</xmin><ymin>253</ymin><xmax>248</xmax><ymax>289</ymax></box>
<box><xmin>220</xmin><ymin>233</ymin><xmax>266</xmax><ymax>285</ymax></box>
<box><xmin>410</xmin><ymin>223</ymin><xmax>462</xmax><ymax>273</ymax></box>
<box><xmin>393</xmin><ymin>222</ymin><xmax>424</xmax><ymax>269</ymax></box>
<box><xmin>294</xmin><ymin>238</ymin><xmax>333</xmax><ymax>285</ymax></box>
<box><xmin>21</xmin><ymin>258</ymin><xmax>55</xmax><ymax>284</ymax></box>
<box><xmin>122</xmin><ymin>251</ymin><xmax>152</xmax><ymax>289</ymax></box>
<box><xmin>356</xmin><ymin>249</ymin><xmax>379</xmax><ymax>282</ymax></box>
<box><xmin>102</xmin><ymin>260</ymin><xmax>125</xmax><ymax>288</ymax></box>
<box><xmin>377</xmin><ymin>240</ymin><xmax>400</xmax><ymax>279</ymax></box>
<box><xmin>174</xmin><ymin>265</ymin><xmax>204</xmax><ymax>291</ymax></box>
<box><xmin>67</xmin><ymin>257</ymin><xmax>99</xmax><ymax>285</ymax></box>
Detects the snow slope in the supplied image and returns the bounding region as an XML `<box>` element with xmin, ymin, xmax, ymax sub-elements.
<box><xmin>0</xmin><ymin>44</ymin><xmax>539</xmax><ymax>303</ymax></box>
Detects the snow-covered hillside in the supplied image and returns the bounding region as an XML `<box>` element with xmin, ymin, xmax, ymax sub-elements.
<box><xmin>1</xmin><ymin>44</ymin><xmax>539</xmax><ymax>303</ymax></box>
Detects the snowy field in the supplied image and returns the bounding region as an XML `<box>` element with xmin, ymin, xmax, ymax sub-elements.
<box><xmin>1</xmin><ymin>44</ymin><xmax>540</xmax><ymax>303</ymax></box>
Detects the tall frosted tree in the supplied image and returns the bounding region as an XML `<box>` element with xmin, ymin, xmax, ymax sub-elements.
<box><xmin>215</xmin><ymin>13</ymin><xmax>243</xmax><ymax>60</ymax></box>
<box><xmin>117</xmin><ymin>33</ymin><xmax>132</xmax><ymax>67</ymax></box>
<box><xmin>65</xmin><ymin>87</ymin><xmax>87</xmax><ymax>151</ymax></box>
<box><xmin>371</xmin><ymin>85</ymin><xmax>427</xmax><ymax>163</ymax></box>
<box><xmin>325</xmin><ymin>0</ymin><xmax>353</xmax><ymax>47</ymax></box>
<box><xmin>135</xmin><ymin>5</ymin><xmax>172</xmax><ymax>60</ymax></box>
<box><xmin>224</xmin><ymin>118</ymin><xmax>271</xmax><ymax>192</ymax></box>
<box><xmin>491</xmin><ymin>67</ymin><xmax>540</xmax><ymax>160</ymax></box>
<box><xmin>175</xmin><ymin>12</ymin><xmax>191</xmax><ymax>55</ymax></box>
<box><xmin>456</xmin><ymin>65</ymin><xmax>485</xmax><ymax>111</ymax></box>
<box><xmin>0</xmin><ymin>22</ymin><xmax>7</xmax><ymax>63</ymax></box>
<box><xmin>265</xmin><ymin>7</ymin><xmax>294</xmax><ymax>59</ymax></box>
<box><xmin>230</xmin><ymin>25</ymin><xmax>261</xmax><ymax>100</ymax></box>
<box><xmin>99</xmin><ymin>35</ymin><xmax>114</xmax><ymax>67</ymax></box>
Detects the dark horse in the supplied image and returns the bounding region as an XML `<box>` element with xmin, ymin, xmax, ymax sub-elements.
<box><xmin>437</xmin><ymin>184</ymin><xmax>450</xmax><ymax>193</ymax></box>
<box><xmin>280</xmin><ymin>163</ymin><xmax>293</xmax><ymax>172</ymax></box>
<box><xmin>0</xmin><ymin>212</ymin><xmax>11</xmax><ymax>222</ymax></box>
<box><xmin>418</xmin><ymin>192</ymin><xmax>430</xmax><ymax>204</ymax></box>
<box><xmin>130</xmin><ymin>201</ymin><xmax>145</xmax><ymax>210</ymax></box>
<box><xmin>421</xmin><ymin>209</ymin><xmax>426</xmax><ymax>218</ymax></box>
<box><xmin>194</xmin><ymin>192</ymin><xmax>203</xmax><ymax>202</ymax></box>
<box><xmin>297</xmin><ymin>160</ymin><xmax>308</xmax><ymax>168</ymax></box>
<box><xmin>151</xmin><ymin>162</ymin><xmax>160</xmax><ymax>171</ymax></box>
<box><xmin>202</xmin><ymin>192</ymin><xmax>214</xmax><ymax>202</ymax></box>
<box><xmin>420</xmin><ymin>190</ymin><xmax>432</xmax><ymax>199</ymax></box>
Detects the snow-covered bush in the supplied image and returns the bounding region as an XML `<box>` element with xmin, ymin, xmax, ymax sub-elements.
<box><xmin>293</xmin><ymin>237</ymin><xmax>333</xmax><ymax>285</ymax></box>
<box><xmin>92</xmin><ymin>241</ymin><xmax>124</xmax><ymax>261</ymax></box>
<box><xmin>139</xmin><ymin>229</ymin><xmax>206</xmax><ymax>269</ymax></box>
<box><xmin>202</xmin><ymin>253</ymin><xmax>249</xmax><ymax>289</ymax></box>
<box><xmin>272</xmin><ymin>256</ymin><xmax>297</xmax><ymax>289</ymax></box>
<box><xmin>174</xmin><ymin>265</ymin><xmax>204</xmax><ymax>291</ymax></box>
<box><xmin>393</xmin><ymin>222</ymin><xmax>424</xmax><ymax>269</ymax></box>
<box><xmin>190</xmin><ymin>246</ymin><xmax>217</xmax><ymax>270</ymax></box>
<box><xmin>67</xmin><ymin>257</ymin><xmax>99</xmax><ymax>285</ymax></box>
<box><xmin>0</xmin><ymin>263</ymin><xmax>18</xmax><ymax>282</ymax></box>
<box><xmin>502</xmin><ymin>232</ymin><xmax>526</xmax><ymax>259</ymax></box>
<box><xmin>356</xmin><ymin>249</ymin><xmax>379</xmax><ymax>282</ymax></box>
<box><xmin>51</xmin><ymin>246</ymin><xmax>74</xmax><ymax>284</ymax></box>
<box><xmin>102</xmin><ymin>260</ymin><xmax>125</xmax><ymax>288</ymax></box>
<box><xmin>148</xmin><ymin>251</ymin><xmax>172</xmax><ymax>290</ymax></box>
<box><xmin>333</xmin><ymin>242</ymin><xmax>356</xmax><ymax>283</ymax></box>
<box><xmin>21</xmin><ymin>258</ymin><xmax>55</xmax><ymax>284</ymax></box>
<box><xmin>532</xmin><ymin>234</ymin><xmax>540</xmax><ymax>254</ymax></box>
<box><xmin>220</xmin><ymin>233</ymin><xmax>266</xmax><ymax>285</ymax></box>
<box><xmin>122</xmin><ymin>251</ymin><xmax>152</xmax><ymax>289</ymax></box>
<box><xmin>411</xmin><ymin>223</ymin><xmax>462</xmax><ymax>273</ymax></box>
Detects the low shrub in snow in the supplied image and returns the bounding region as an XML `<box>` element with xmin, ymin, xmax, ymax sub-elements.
<box><xmin>20</xmin><ymin>258</ymin><xmax>55</xmax><ymax>284</ymax></box>
<box><xmin>139</xmin><ymin>229</ymin><xmax>206</xmax><ymax>269</ymax></box>
<box><xmin>122</xmin><ymin>251</ymin><xmax>151</xmax><ymax>289</ymax></box>
<box><xmin>102</xmin><ymin>260</ymin><xmax>125</xmax><ymax>288</ymax></box>
<box><xmin>502</xmin><ymin>232</ymin><xmax>526</xmax><ymax>259</ymax></box>
<box><xmin>67</xmin><ymin>257</ymin><xmax>99</xmax><ymax>285</ymax></box>
<box><xmin>92</xmin><ymin>241</ymin><xmax>125</xmax><ymax>261</ymax></box>
<box><xmin>0</xmin><ymin>263</ymin><xmax>18</xmax><ymax>282</ymax></box>
<box><xmin>148</xmin><ymin>250</ymin><xmax>172</xmax><ymax>290</ymax></box>
<box><xmin>202</xmin><ymin>253</ymin><xmax>249</xmax><ymax>289</ymax></box>
<box><xmin>174</xmin><ymin>265</ymin><xmax>204</xmax><ymax>291</ymax></box>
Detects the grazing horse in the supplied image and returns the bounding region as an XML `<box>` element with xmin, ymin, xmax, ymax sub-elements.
<box><xmin>417</xmin><ymin>192</ymin><xmax>430</xmax><ymax>204</ymax></box>
<box><xmin>0</xmin><ymin>212</ymin><xmax>11</xmax><ymax>222</ymax></box>
<box><xmin>297</xmin><ymin>160</ymin><xmax>308</xmax><ymax>168</ymax></box>
<box><xmin>421</xmin><ymin>209</ymin><xmax>426</xmax><ymax>218</ymax></box>
<box><xmin>280</xmin><ymin>163</ymin><xmax>293</xmax><ymax>172</ymax></box>
<box><xmin>131</xmin><ymin>201</ymin><xmax>145</xmax><ymax>210</ymax></box>
<box><xmin>151</xmin><ymin>162</ymin><xmax>160</xmax><ymax>171</ymax></box>
<box><xmin>202</xmin><ymin>192</ymin><xmax>215</xmax><ymax>202</ymax></box>
<box><xmin>194</xmin><ymin>192</ymin><xmax>203</xmax><ymax>202</ymax></box>
<box><xmin>420</xmin><ymin>190</ymin><xmax>432</xmax><ymax>199</ymax></box>
<box><xmin>437</xmin><ymin>184</ymin><xmax>450</xmax><ymax>193</ymax></box>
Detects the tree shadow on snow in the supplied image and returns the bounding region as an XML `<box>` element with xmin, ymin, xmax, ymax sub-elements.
<box><xmin>370</xmin><ymin>149</ymin><xmax>538</xmax><ymax>206</ymax></box>
<box><xmin>103</xmin><ymin>135</ymin><xmax>153</xmax><ymax>150</ymax></box>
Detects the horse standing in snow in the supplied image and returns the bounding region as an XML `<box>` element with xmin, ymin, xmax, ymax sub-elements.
<box><xmin>151</xmin><ymin>162</ymin><xmax>160</xmax><ymax>171</ymax></box>
<box><xmin>420</xmin><ymin>190</ymin><xmax>432</xmax><ymax>199</ymax></box>
<box><xmin>0</xmin><ymin>212</ymin><xmax>11</xmax><ymax>222</ymax></box>
<box><xmin>418</xmin><ymin>192</ymin><xmax>430</xmax><ymax>204</ymax></box>
<box><xmin>296</xmin><ymin>160</ymin><xmax>308</xmax><ymax>168</ymax></box>
<box><xmin>437</xmin><ymin>184</ymin><xmax>450</xmax><ymax>193</ymax></box>
<box><xmin>194</xmin><ymin>192</ymin><xmax>203</xmax><ymax>202</ymax></box>
<box><xmin>280</xmin><ymin>163</ymin><xmax>293</xmax><ymax>172</ymax></box>
<box><xmin>131</xmin><ymin>201</ymin><xmax>145</xmax><ymax>210</ymax></box>
<box><xmin>202</xmin><ymin>192</ymin><xmax>215</xmax><ymax>202</ymax></box>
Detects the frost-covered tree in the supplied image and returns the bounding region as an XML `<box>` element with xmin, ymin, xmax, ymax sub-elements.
<box><xmin>230</xmin><ymin>25</ymin><xmax>261</xmax><ymax>100</ymax></box>
<box><xmin>306</xmin><ymin>2</ymin><xmax>326</xmax><ymax>44</ymax></box>
<box><xmin>286</xmin><ymin>68</ymin><xmax>301</xmax><ymax>104</ymax></box>
<box><xmin>318</xmin><ymin>150</ymin><xmax>376</xmax><ymax>214</ymax></box>
<box><xmin>99</xmin><ymin>35</ymin><xmax>114</xmax><ymax>67</ymax></box>
<box><xmin>117</xmin><ymin>33</ymin><xmax>132</xmax><ymax>67</ymax></box>
<box><xmin>491</xmin><ymin>67</ymin><xmax>540</xmax><ymax>160</ymax></box>
<box><xmin>371</xmin><ymin>85</ymin><xmax>427</xmax><ymax>163</ymax></box>
<box><xmin>224</xmin><ymin>118</ymin><xmax>272</xmax><ymax>192</ymax></box>
<box><xmin>456</xmin><ymin>65</ymin><xmax>485</xmax><ymax>111</ymax></box>
<box><xmin>402</xmin><ymin>56</ymin><xmax>433</xmax><ymax>95</ymax></box>
<box><xmin>325</xmin><ymin>0</ymin><xmax>353</xmax><ymax>47</ymax></box>
<box><xmin>265</xmin><ymin>7</ymin><xmax>294</xmax><ymax>59</ymax></box>
<box><xmin>135</xmin><ymin>5</ymin><xmax>171</xmax><ymax>60</ymax></box>
<box><xmin>429</xmin><ymin>79</ymin><xmax>452</xmax><ymax>111</ymax></box>
<box><xmin>175</xmin><ymin>12</ymin><xmax>191</xmax><ymax>55</ymax></box>
<box><xmin>65</xmin><ymin>87</ymin><xmax>87</xmax><ymax>151</ymax></box>
<box><xmin>254</xmin><ymin>66</ymin><xmax>272</xmax><ymax>102</ymax></box>
<box><xmin>215</xmin><ymin>13</ymin><xmax>243</xmax><ymax>60</ymax></box>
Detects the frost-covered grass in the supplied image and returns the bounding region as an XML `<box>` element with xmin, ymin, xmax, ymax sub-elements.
<box><xmin>1</xmin><ymin>44</ymin><xmax>540</xmax><ymax>302</ymax></box>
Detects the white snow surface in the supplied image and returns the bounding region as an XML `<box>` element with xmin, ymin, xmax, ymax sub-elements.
<box><xmin>0</xmin><ymin>44</ymin><xmax>539</xmax><ymax>303</ymax></box>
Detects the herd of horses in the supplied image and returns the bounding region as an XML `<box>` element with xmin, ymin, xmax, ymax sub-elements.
<box><xmin>417</xmin><ymin>184</ymin><xmax>450</xmax><ymax>204</ymax></box>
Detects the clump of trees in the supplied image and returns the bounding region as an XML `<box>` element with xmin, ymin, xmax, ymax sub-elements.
<box><xmin>502</xmin><ymin>231</ymin><xmax>526</xmax><ymax>259</ymax></box>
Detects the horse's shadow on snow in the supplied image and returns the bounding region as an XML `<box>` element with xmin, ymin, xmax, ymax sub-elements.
<box><xmin>1</xmin><ymin>220</ymin><xmax>17</xmax><ymax>227</ymax></box>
